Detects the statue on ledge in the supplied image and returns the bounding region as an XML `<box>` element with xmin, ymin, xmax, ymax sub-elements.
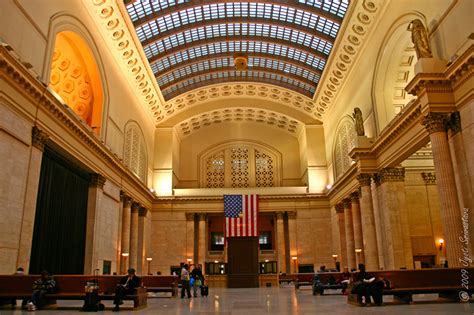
<box><xmin>353</xmin><ymin>107</ymin><xmax>365</xmax><ymax>136</ymax></box>
<box><xmin>407</xmin><ymin>19</ymin><xmax>433</xmax><ymax>59</ymax></box>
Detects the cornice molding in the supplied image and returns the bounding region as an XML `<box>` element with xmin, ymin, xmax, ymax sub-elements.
<box><xmin>316</xmin><ymin>0</ymin><xmax>385</xmax><ymax>121</ymax></box>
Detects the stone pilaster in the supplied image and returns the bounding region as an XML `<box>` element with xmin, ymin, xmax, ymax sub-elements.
<box><xmin>129</xmin><ymin>202</ymin><xmax>140</xmax><ymax>270</ymax></box>
<box><xmin>287</xmin><ymin>211</ymin><xmax>298</xmax><ymax>273</ymax></box>
<box><xmin>423</xmin><ymin>112</ymin><xmax>465</xmax><ymax>267</ymax></box>
<box><xmin>350</xmin><ymin>191</ymin><xmax>364</xmax><ymax>266</ymax></box>
<box><xmin>120</xmin><ymin>196</ymin><xmax>132</xmax><ymax>273</ymax></box>
<box><xmin>137</xmin><ymin>207</ymin><xmax>148</xmax><ymax>275</ymax></box>
<box><xmin>379</xmin><ymin>167</ymin><xmax>413</xmax><ymax>269</ymax></box>
<box><xmin>372</xmin><ymin>174</ymin><xmax>385</xmax><ymax>269</ymax></box>
<box><xmin>16</xmin><ymin>127</ymin><xmax>49</xmax><ymax>271</ymax></box>
<box><xmin>276</xmin><ymin>212</ymin><xmax>286</xmax><ymax>274</ymax></box>
<box><xmin>198</xmin><ymin>213</ymin><xmax>207</xmax><ymax>270</ymax></box>
<box><xmin>84</xmin><ymin>173</ymin><xmax>106</xmax><ymax>274</ymax></box>
<box><xmin>343</xmin><ymin>199</ymin><xmax>356</xmax><ymax>270</ymax></box>
<box><xmin>335</xmin><ymin>204</ymin><xmax>347</xmax><ymax>268</ymax></box>
<box><xmin>185</xmin><ymin>213</ymin><xmax>196</xmax><ymax>264</ymax></box>
<box><xmin>356</xmin><ymin>174</ymin><xmax>379</xmax><ymax>270</ymax></box>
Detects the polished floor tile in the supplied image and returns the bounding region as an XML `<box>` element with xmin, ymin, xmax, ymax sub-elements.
<box><xmin>1</xmin><ymin>287</ymin><xmax>472</xmax><ymax>314</ymax></box>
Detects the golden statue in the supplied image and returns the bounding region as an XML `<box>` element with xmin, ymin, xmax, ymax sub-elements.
<box><xmin>407</xmin><ymin>19</ymin><xmax>433</xmax><ymax>59</ymax></box>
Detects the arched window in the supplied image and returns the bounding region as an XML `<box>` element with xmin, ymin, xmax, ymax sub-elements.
<box><xmin>201</xmin><ymin>142</ymin><xmax>280</xmax><ymax>188</ymax></box>
<box><xmin>123</xmin><ymin>122</ymin><xmax>147</xmax><ymax>183</ymax></box>
<box><xmin>333</xmin><ymin>118</ymin><xmax>356</xmax><ymax>180</ymax></box>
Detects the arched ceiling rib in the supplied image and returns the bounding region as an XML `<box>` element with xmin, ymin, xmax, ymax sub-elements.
<box><xmin>125</xmin><ymin>0</ymin><xmax>349</xmax><ymax>101</ymax></box>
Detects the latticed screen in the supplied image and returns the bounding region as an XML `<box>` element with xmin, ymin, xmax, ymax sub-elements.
<box><xmin>255</xmin><ymin>150</ymin><xmax>274</xmax><ymax>187</ymax></box>
<box><xmin>231</xmin><ymin>147</ymin><xmax>250</xmax><ymax>188</ymax></box>
<box><xmin>123</xmin><ymin>124</ymin><xmax>147</xmax><ymax>183</ymax></box>
<box><xmin>334</xmin><ymin>119</ymin><xmax>355</xmax><ymax>180</ymax></box>
<box><xmin>205</xmin><ymin>151</ymin><xmax>225</xmax><ymax>188</ymax></box>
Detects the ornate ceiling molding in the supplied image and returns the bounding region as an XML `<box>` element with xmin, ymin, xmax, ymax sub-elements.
<box><xmin>160</xmin><ymin>83</ymin><xmax>319</xmax><ymax>125</ymax></box>
<box><xmin>314</xmin><ymin>0</ymin><xmax>384</xmax><ymax>121</ymax></box>
<box><xmin>175</xmin><ymin>107</ymin><xmax>303</xmax><ymax>139</ymax></box>
<box><xmin>83</xmin><ymin>0</ymin><xmax>165</xmax><ymax>122</ymax></box>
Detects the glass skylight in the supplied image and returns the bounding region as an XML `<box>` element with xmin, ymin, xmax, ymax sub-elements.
<box><xmin>124</xmin><ymin>1</ymin><xmax>349</xmax><ymax>100</ymax></box>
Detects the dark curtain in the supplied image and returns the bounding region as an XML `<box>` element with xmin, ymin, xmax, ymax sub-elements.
<box><xmin>29</xmin><ymin>146</ymin><xmax>89</xmax><ymax>275</ymax></box>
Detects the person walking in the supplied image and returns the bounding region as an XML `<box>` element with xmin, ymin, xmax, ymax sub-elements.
<box><xmin>180</xmin><ymin>264</ymin><xmax>191</xmax><ymax>298</ymax></box>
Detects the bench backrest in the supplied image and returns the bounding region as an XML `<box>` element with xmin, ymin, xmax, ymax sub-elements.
<box><xmin>141</xmin><ymin>275</ymin><xmax>178</xmax><ymax>288</ymax></box>
<box><xmin>317</xmin><ymin>272</ymin><xmax>342</xmax><ymax>284</ymax></box>
<box><xmin>0</xmin><ymin>275</ymin><xmax>40</xmax><ymax>294</ymax></box>
<box><xmin>349</xmin><ymin>267</ymin><xmax>474</xmax><ymax>289</ymax></box>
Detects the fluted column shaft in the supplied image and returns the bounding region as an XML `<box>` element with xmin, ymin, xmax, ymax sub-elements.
<box><xmin>120</xmin><ymin>195</ymin><xmax>132</xmax><ymax>273</ymax></box>
<box><xmin>350</xmin><ymin>192</ymin><xmax>364</xmax><ymax>266</ymax></box>
<box><xmin>343</xmin><ymin>199</ymin><xmax>356</xmax><ymax>269</ymax></box>
<box><xmin>423</xmin><ymin>112</ymin><xmax>464</xmax><ymax>267</ymax></box>
<box><xmin>287</xmin><ymin>212</ymin><xmax>298</xmax><ymax>273</ymax></box>
<box><xmin>198</xmin><ymin>213</ymin><xmax>207</xmax><ymax>269</ymax></box>
<box><xmin>357</xmin><ymin>174</ymin><xmax>379</xmax><ymax>270</ymax></box>
<box><xmin>185</xmin><ymin>213</ymin><xmax>196</xmax><ymax>263</ymax></box>
<box><xmin>129</xmin><ymin>203</ymin><xmax>139</xmax><ymax>269</ymax></box>
<box><xmin>276</xmin><ymin>212</ymin><xmax>286</xmax><ymax>274</ymax></box>
<box><xmin>137</xmin><ymin>207</ymin><xmax>147</xmax><ymax>275</ymax></box>
<box><xmin>335</xmin><ymin>204</ymin><xmax>347</xmax><ymax>268</ymax></box>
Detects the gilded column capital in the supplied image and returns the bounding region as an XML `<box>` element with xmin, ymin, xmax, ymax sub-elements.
<box><xmin>422</xmin><ymin>112</ymin><xmax>449</xmax><ymax>135</ymax></box>
<box><xmin>276</xmin><ymin>212</ymin><xmax>285</xmax><ymax>219</ymax></box>
<box><xmin>131</xmin><ymin>202</ymin><xmax>140</xmax><ymax>212</ymax></box>
<box><xmin>447</xmin><ymin>111</ymin><xmax>461</xmax><ymax>135</ymax></box>
<box><xmin>342</xmin><ymin>198</ymin><xmax>351</xmax><ymax>209</ymax></box>
<box><xmin>185</xmin><ymin>212</ymin><xmax>196</xmax><ymax>221</ymax></box>
<box><xmin>198</xmin><ymin>213</ymin><xmax>207</xmax><ymax>221</ymax></box>
<box><xmin>286</xmin><ymin>211</ymin><xmax>297</xmax><ymax>219</ymax></box>
<box><xmin>350</xmin><ymin>191</ymin><xmax>360</xmax><ymax>202</ymax></box>
<box><xmin>379</xmin><ymin>167</ymin><xmax>405</xmax><ymax>184</ymax></box>
<box><xmin>89</xmin><ymin>173</ymin><xmax>106</xmax><ymax>189</ymax></box>
<box><xmin>335</xmin><ymin>203</ymin><xmax>344</xmax><ymax>214</ymax></box>
<box><xmin>373</xmin><ymin>173</ymin><xmax>382</xmax><ymax>187</ymax></box>
<box><xmin>139</xmin><ymin>207</ymin><xmax>148</xmax><ymax>217</ymax></box>
<box><xmin>421</xmin><ymin>172</ymin><xmax>437</xmax><ymax>185</ymax></box>
<box><xmin>31</xmin><ymin>126</ymin><xmax>49</xmax><ymax>151</ymax></box>
<box><xmin>357</xmin><ymin>173</ymin><xmax>372</xmax><ymax>187</ymax></box>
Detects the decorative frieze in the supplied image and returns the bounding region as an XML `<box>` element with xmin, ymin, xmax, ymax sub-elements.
<box><xmin>356</xmin><ymin>173</ymin><xmax>372</xmax><ymax>187</ymax></box>
<box><xmin>89</xmin><ymin>173</ymin><xmax>106</xmax><ymax>189</ymax></box>
<box><xmin>379</xmin><ymin>167</ymin><xmax>405</xmax><ymax>183</ymax></box>
<box><xmin>31</xmin><ymin>126</ymin><xmax>49</xmax><ymax>151</ymax></box>
<box><xmin>421</xmin><ymin>172</ymin><xmax>437</xmax><ymax>185</ymax></box>
<box><xmin>422</xmin><ymin>112</ymin><xmax>449</xmax><ymax>134</ymax></box>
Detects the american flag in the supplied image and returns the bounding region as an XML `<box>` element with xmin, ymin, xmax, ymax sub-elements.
<box><xmin>224</xmin><ymin>194</ymin><xmax>258</xmax><ymax>237</ymax></box>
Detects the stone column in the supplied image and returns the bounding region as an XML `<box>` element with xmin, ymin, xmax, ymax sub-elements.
<box><xmin>137</xmin><ymin>207</ymin><xmax>148</xmax><ymax>275</ymax></box>
<box><xmin>372</xmin><ymin>174</ymin><xmax>386</xmax><ymax>270</ymax></box>
<box><xmin>357</xmin><ymin>174</ymin><xmax>379</xmax><ymax>270</ymax></box>
<box><xmin>198</xmin><ymin>213</ymin><xmax>207</xmax><ymax>270</ymax></box>
<box><xmin>84</xmin><ymin>173</ymin><xmax>106</xmax><ymax>274</ymax></box>
<box><xmin>16</xmin><ymin>127</ymin><xmax>49</xmax><ymax>271</ymax></box>
<box><xmin>129</xmin><ymin>202</ymin><xmax>140</xmax><ymax>270</ymax></box>
<box><xmin>116</xmin><ymin>192</ymin><xmax>125</xmax><ymax>274</ymax></box>
<box><xmin>447</xmin><ymin>112</ymin><xmax>474</xmax><ymax>263</ymax></box>
<box><xmin>422</xmin><ymin>112</ymin><xmax>464</xmax><ymax>267</ymax></box>
<box><xmin>287</xmin><ymin>211</ymin><xmax>298</xmax><ymax>273</ymax></box>
<box><xmin>350</xmin><ymin>191</ymin><xmax>364</xmax><ymax>266</ymax></box>
<box><xmin>185</xmin><ymin>213</ymin><xmax>196</xmax><ymax>263</ymax></box>
<box><xmin>343</xmin><ymin>199</ymin><xmax>356</xmax><ymax>270</ymax></box>
<box><xmin>335</xmin><ymin>204</ymin><xmax>347</xmax><ymax>268</ymax></box>
<box><xmin>120</xmin><ymin>195</ymin><xmax>132</xmax><ymax>273</ymax></box>
<box><xmin>276</xmin><ymin>212</ymin><xmax>286</xmax><ymax>273</ymax></box>
<box><xmin>378</xmin><ymin>168</ymin><xmax>413</xmax><ymax>269</ymax></box>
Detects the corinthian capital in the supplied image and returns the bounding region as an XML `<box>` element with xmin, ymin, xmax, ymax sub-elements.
<box><xmin>422</xmin><ymin>112</ymin><xmax>449</xmax><ymax>134</ymax></box>
<box><xmin>379</xmin><ymin>167</ymin><xmax>405</xmax><ymax>184</ymax></box>
<box><xmin>356</xmin><ymin>173</ymin><xmax>372</xmax><ymax>187</ymax></box>
<box><xmin>32</xmin><ymin>126</ymin><xmax>49</xmax><ymax>151</ymax></box>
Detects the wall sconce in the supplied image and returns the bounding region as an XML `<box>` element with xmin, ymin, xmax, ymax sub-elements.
<box><xmin>355</xmin><ymin>249</ymin><xmax>362</xmax><ymax>253</ymax></box>
<box><xmin>438</xmin><ymin>238</ymin><xmax>444</xmax><ymax>251</ymax></box>
<box><xmin>146</xmin><ymin>257</ymin><xmax>153</xmax><ymax>275</ymax></box>
<box><xmin>291</xmin><ymin>256</ymin><xmax>297</xmax><ymax>261</ymax></box>
<box><xmin>187</xmin><ymin>258</ymin><xmax>193</xmax><ymax>263</ymax></box>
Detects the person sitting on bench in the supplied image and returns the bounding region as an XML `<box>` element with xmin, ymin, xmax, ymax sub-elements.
<box><xmin>27</xmin><ymin>270</ymin><xmax>56</xmax><ymax>311</ymax></box>
<box><xmin>339</xmin><ymin>267</ymin><xmax>351</xmax><ymax>294</ymax></box>
<box><xmin>113</xmin><ymin>268</ymin><xmax>140</xmax><ymax>312</ymax></box>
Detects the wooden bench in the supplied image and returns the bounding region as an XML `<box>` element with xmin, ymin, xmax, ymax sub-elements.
<box><xmin>347</xmin><ymin>267</ymin><xmax>474</xmax><ymax>305</ymax></box>
<box><xmin>293</xmin><ymin>272</ymin><xmax>343</xmax><ymax>292</ymax></box>
<box><xmin>0</xmin><ymin>275</ymin><xmax>147</xmax><ymax>309</ymax></box>
<box><xmin>142</xmin><ymin>275</ymin><xmax>179</xmax><ymax>297</ymax></box>
<box><xmin>278</xmin><ymin>274</ymin><xmax>297</xmax><ymax>285</ymax></box>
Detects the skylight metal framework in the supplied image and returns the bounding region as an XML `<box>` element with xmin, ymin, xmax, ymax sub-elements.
<box><xmin>125</xmin><ymin>0</ymin><xmax>349</xmax><ymax>100</ymax></box>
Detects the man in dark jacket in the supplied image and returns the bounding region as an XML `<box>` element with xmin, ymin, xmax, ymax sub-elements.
<box><xmin>190</xmin><ymin>265</ymin><xmax>205</xmax><ymax>297</ymax></box>
<box><xmin>27</xmin><ymin>270</ymin><xmax>56</xmax><ymax>311</ymax></box>
<box><xmin>112</xmin><ymin>268</ymin><xmax>141</xmax><ymax>312</ymax></box>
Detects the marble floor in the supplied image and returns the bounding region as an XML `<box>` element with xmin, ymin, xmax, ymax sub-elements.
<box><xmin>1</xmin><ymin>287</ymin><xmax>472</xmax><ymax>315</ymax></box>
